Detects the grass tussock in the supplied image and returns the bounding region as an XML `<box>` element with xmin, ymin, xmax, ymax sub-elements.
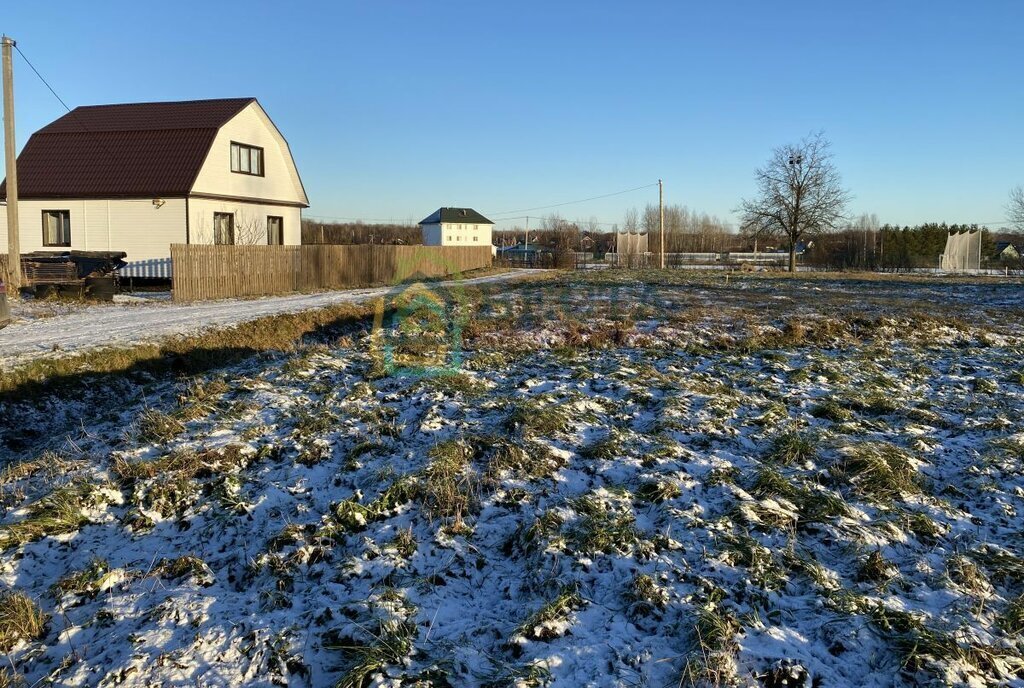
<box><xmin>767</xmin><ymin>430</ymin><xmax>818</xmax><ymax>465</ymax></box>
<box><xmin>946</xmin><ymin>554</ymin><xmax>991</xmax><ymax>595</ymax></box>
<box><xmin>0</xmin><ymin>590</ymin><xmax>48</xmax><ymax>653</ymax></box>
<box><xmin>968</xmin><ymin>546</ymin><xmax>1024</xmax><ymax>587</ymax></box>
<box><xmin>998</xmin><ymin>595</ymin><xmax>1024</xmax><ymax>635</ymax></box>
<box><xmin>505</xmin><ymin>398</ymin><xmax>572</xmax><ymax>437</ymax></box>
<box><xmin>811</xmin><ymin>398</ymin><xmax>854</xmax><ymax>423</ymax></box>
<box><xmin>856</xmin><ymin>550</ymin><xmax>899</xmax><ymax>585</ymax></box>
<box><xmin>680</xmin><ymin>605</ymin><xmax>740</xmax><ymax>687</ymax></box>
<box><xmin>114</xmin><ymin>445</ymin><xmax>250</xmax><ymax>520</ymax></box>
<box><xmin>418</xmin><ymin>372</ymin><xmax>488</xmax><ymax>398</ymax></box>
<box><xmin>421</xmin><ymin>440</ymin><xmax>479</xmax><ymax>526</ymax></box>
<box><xmin>568</xmin><ymin>495</ymin><xmax>640</xmax><ymax>554</ymax></box>
<box><xmin>0</xmin><ymin>668</ymin><xmax>25</xmax><ymax>688</ymax></box>
<box><xmin>0</xmin><ymin>483</ymin><xmax>101</xmax><ymax>550</ymax></box>
<box><xmin>636</xmin><ymin>479</ymin><xmax>681</xmax><ymax>504</ymax></box>
<box><xmin>626</xmin><ymin>574</ymin><xmax>669</xmax><ymax>616</ymax></box>
<box><xmin>832</xmin><ymin>442</ymin><xmax>920</xmax><ymax>502</ymax></box>
<box><xmin>513</xmin><ymin>584</ymin><xmax>585</xmax><ymax>641</ymax></box>
<box><xmin>134</xmin><ymin>408</ymin><xmax>185</xmax><ymax>444</ymax></box>
<box><xmin>0</xmin><ymin>451</ymin><xmax>73</xmax><ymax>487</ymax></box>
<box><xmin>150</xmin><ymin>555</ymin><xmax>214</xmax><ymax>586</ymax></box>
<box><xmin>720</xmin><ymin>533</ymin><xmax>787</xmax><ymax>589</ymax></box>
<box><xmin>485</xmin><ymin>439</ymin><xmax>562</xmax><ymax>483</ymax></box>
<box><xmin>51</xmin><ymin>558</ymin><xmax>116</xmax><ymax>598</ymax></box>
<box><xmin>333</xmin><ymin>619</ymin><xmax>417</xmax><ymax>688</ymax></box>
<box><xmin>865</xmin><ymin>602</ymin><xmax>1024</xmax><ymax>679</ymax></box>
<box><xmin>113</xmin><ymin>445</ymin><xmax>248</xmax><ymax>482</ymax></box>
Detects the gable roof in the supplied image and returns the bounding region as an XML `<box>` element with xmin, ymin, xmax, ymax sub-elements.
<box><xmin>0</xmin><ymin>98</ymin><xmax>255</xmax><ymax>199</ymax></box>
<box><xmin>418</xmin><ymin>207</ymin><xmax>494</xmax><ymax>225</ymax></box>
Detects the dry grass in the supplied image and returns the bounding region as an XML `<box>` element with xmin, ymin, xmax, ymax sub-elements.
<box><xmin>421</xmin><ymin>440</ymin><xmax>479</xmax><ymax>526</ymax></box>
<box><xmin>1</xmin><ymin>300</ymin><xmax>382</xmax><ymax>398</ymax></box>
<box><xmin>0</xmin><ymin>483</ymin><xmax>98</xmax><ymax>550</ymax></box>
<box><xmin>679</xmin><ymin>605</ymin><xmax>740</xmax><ymax>686</ymax></box>
<box><xmin>0</xmin><ymin>590</ymin><xmax>47</xmax><ymax>653</ymax></box>
<box><xmin>766</xmin><ymin>431</ymin><xmax>818</xmax><ymax>465</ymax></box>
<box><xmin>134</xmin><ymin>408</ymin><xmax>185</xmax><ymax>444</ymax></box>
<box><xmin>832</xmin><ymin>442</ymin><xmax>920</xmax><ymax>502</ymax></box>
<box><xmin>332</xmin><ymin>619</ymin><xmax>417</xmax><ymax>688</ymax></box>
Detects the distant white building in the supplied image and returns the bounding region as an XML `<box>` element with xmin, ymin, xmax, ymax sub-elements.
<box><xmin>0</xmin><ymin>98</ymin><xmax>309</xmax><ymax>277</ymax></box>
<box><xmin>418</xmin><ymin>207</ymin><xmax>494</xmax><ymax>247</ymax></box>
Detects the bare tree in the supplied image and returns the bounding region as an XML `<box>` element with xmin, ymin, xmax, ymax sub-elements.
<box><xmin>1009</xmin><ymin>186</ymin><xmax>1024</xmax><ymax>231</ymax></box>
<box><xmin>623</xmin><ymin>207</ymin><xmax>639</xmax><ymax>234</ymax></box>
<box><xmin>738</xmin><ymin>132</ymin><xmax>850</xmax><ymax>272</ymax></box>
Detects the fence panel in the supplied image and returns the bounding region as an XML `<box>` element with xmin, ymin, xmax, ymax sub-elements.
<box><xmin>171</xmin><ymin>244</ymin><xmax>493</xmax><ymax>301</ymax></box>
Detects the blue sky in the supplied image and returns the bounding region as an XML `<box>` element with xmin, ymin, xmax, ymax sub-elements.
<box><xmin>4</xmin><ymin>1</ymin><xmax>1022</xmax><ymax>229</ymax></box>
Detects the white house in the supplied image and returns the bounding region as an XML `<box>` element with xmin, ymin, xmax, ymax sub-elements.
<box><xmin>0</xmin><ymin>97</ymin><xmax>308</xmax><ymax>277</ymax></box>
<box><xmin>418</xmin><ymin>208</ymin><xmax>494</xmax><ymax>247</ymax></box>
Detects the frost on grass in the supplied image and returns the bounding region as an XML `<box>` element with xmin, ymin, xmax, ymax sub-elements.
<box><xmin>1</xmin><ymin>272</ymin><xmax>1024</xmax><ymax>686</ymax></box>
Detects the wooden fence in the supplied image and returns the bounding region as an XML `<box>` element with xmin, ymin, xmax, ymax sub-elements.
<box><xmin>170</xmin><ymin>244</ymin><xmax>493</xmax><ymax>302</ymax></box>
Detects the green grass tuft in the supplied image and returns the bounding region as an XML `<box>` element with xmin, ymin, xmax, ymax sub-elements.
<box><xmin>513</xmin><ymin>584</ymin><xmax>585</xmax><ymax>641</ymax></box>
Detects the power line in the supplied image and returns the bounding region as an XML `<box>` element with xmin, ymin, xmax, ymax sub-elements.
<box><xmin>13</xmin><ymin>43</ymin><xmax>127</xmax><ymax>171</ymax></box>
<box><xmin>486</xmin><ymin>182</ymin><xmax>659</xmax><ymax>216</ymax></box>
<box><xmin>14</xmin><ymin>44</ymin><xmax>72</xmax><ymax>113</ymax></box>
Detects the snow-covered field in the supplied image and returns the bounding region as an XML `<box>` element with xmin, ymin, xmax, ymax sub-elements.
<box><xmin>0</xmin><ymin>270</ymin><xmax>544</xmax><ymax>370</ymax></box>
<box><xmin>2</xmin><ymin>271</ymin><xmax>1024</xmax><ymax>687</ymax></box>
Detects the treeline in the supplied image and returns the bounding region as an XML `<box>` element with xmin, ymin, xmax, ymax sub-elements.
<box><xmin>804</xmin><ymin>221</ymin><xmax>1013</xmax><ymax>270</ymax></box>
<box><xmin>629</xmin><ymin>205</ymin><xmax>734</xmax><ymax>253</ymax></box>
<box><xmin>495</xmin><ymin>206</ymin><xmax>735</xmax><ymax>254</ymax></box>
<box><xmin>300</xmin><ymin>220</ymin><xmax>421</xmax><ymax>245</ymax></box>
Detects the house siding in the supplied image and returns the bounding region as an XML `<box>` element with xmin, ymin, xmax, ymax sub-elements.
<box><xmin>0</xmin><ymin>198</ymin><xmax>187</xmax><ymax>260</ymax></box>
<box><xmin>187</xmin><ymin>197</ymin><xmax>301</xmax><ymax>246</ymax></box>
<box><xmin>190</xmin><ymin>102</ymin><xmax>307</xmax><ymax>206</ymax></box>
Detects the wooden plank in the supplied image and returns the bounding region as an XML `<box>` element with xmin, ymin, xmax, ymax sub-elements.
<box><xmin>169</xmin><ymin>243</ymin><xmax>494</xmax><ymax>302</ymax></box>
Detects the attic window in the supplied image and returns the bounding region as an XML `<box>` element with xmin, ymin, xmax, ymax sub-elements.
<box><xmin>230</xmin><ymin>142</ymin><xmax>263</xmax><ymax>176</ymax></box>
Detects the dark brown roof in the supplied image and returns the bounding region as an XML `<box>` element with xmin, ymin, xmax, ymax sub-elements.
<box><xmin>0</xmin><ymin>98</ymin><xmax>255</xmax><ymax>199</ymax></box>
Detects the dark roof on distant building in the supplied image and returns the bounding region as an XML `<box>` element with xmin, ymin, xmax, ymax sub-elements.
<box><xmin>0</xmin><ymin>98</ymin><xmax>256</xmax><ymax>199</ymax></box>
<box><xmin>418</xmin><ymin>207</ymin><xmax>494</xmax><ymax>225</ymax></box>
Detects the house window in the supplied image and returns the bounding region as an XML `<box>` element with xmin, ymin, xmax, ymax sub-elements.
<box><xmin>214</xmin><ymin>212</ymin><xmax>235</xmax><ymax>245</ymax></box>
<box><xmin>267</xmin><ymin>216</ymin><xmax>283</xmax><ymax>245</ymax></box>
<box><xmin>42</xmin><ymin>210</ymin><xmax>71</xmax><ymax>247</ymax></box>
<box><xmin>230</xmin><ymin>142</ymin><xmax>264</xmax><ymax>176</ymax></box>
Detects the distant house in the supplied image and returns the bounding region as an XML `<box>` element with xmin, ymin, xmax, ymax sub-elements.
<box><xmin>994</xmin><ymin>241</ymin><xmax>1020</xmax><ymax>261</ymax></box>
<box><xmin>0</xmin><ymin>98</ymin><xmax>309</xmax><ymax>277</ymax></box>
<box><xmin>419</xmin><ymin>207</ymin><xmax>494</xmax><ymax>247</ymax></box>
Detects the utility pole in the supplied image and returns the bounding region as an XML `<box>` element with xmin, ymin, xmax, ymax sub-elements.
<box><xmin>524</xmin><ymin>216</ymin><xmax>529</xmax><ymax>252</ymax></box>
<box><xmin>658</xmin><ymin>179</ymin><xmax>665</xmax><ymax>269</ymax></box>
<box><xmin>2</xmin><ymin>35</ymin><xmax>21</xmax><ymax>294</ymax></box>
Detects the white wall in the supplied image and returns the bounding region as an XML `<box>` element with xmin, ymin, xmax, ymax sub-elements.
<box><xmin>0</xmin><ymin>198</ymin><xmax>187</xmax><ymax>261</ymax></box>
<box><xmin>190</xmin><ymin>102</ymin><xmax>308</xmax><ymax>206</ymax></box>
<box><xmin>420</xmin><ymin>221</ymin><xmax>493</xmax><ymax>247</ymax></box>
<box><xmin>188</xmin><ymin>198</ymin><xmax>302</xmax><ymax>246</ymax></box>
